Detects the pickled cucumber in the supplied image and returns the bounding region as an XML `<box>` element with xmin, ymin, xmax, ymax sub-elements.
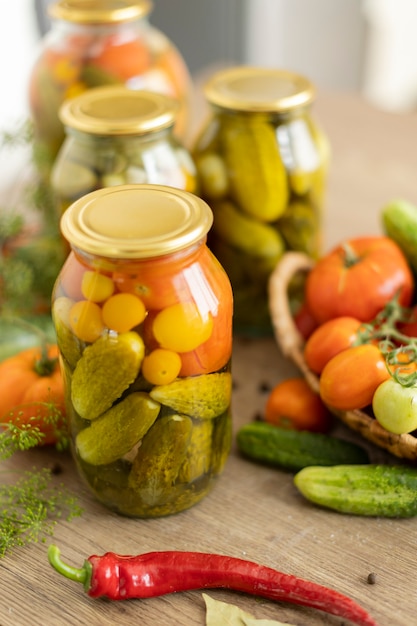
<box><xmin>278</xmin><ymin>200</ymin><xmax>320</xmax><ymax>258</ymax></box>
<box><xmin>51</xmin><ymin>160</ymin><xmax>98</xmax><ymax>204</ymax></box>
<box><xmin>75</xmin><ymin>392</ymin><xmax>161</xmax><ymax>465</ymax></box>
<box><xmin>128</xmin><ymin>414</ymin><xmax>192</xmax><ymax>506</ymax></box>
<box><xmin>149</xmin><ymin>372</ymin><xmax>232</xmax><ymax>420</ymax></box>
<box><xmin>211</xmin><ymin>412</ymin><xmax>232</xmax><ymax>474</ymax></box>
<box><xmin>308</xmin><ymin>119</ymin><xmax>330</xmax><ymax>204</ymax></box>
<box><xmin>52</xmin><ymin>296</ymin><xmax>83</xmax><ymax>368</ymax></box>
<box><xmin>71</xmin><ymin>331</ymin><xmax>145</xmax><ymax>420</ymax></box>
<box><xmin>212</xmin><ymin>200</ymin><xmax>285</xmax><ymax>264</ymax></box>
<box><xmin>195</xmin><ymin>152</ymin><xmax>229</xmax><ymax>199</ymax></box>
<box><xmin>288</xmin><ymin>170</ymin><xmax>314</xmax><ymax>196</ymax></box>
<box><xmin>221</xmin><ymin>116</ymin><xmax>288</xmax><ymax>222</ymax></box>
<box><xmin>177</xmin><ymin>419</ymin><xmax>214</xmax><ymax>483</ymax></box>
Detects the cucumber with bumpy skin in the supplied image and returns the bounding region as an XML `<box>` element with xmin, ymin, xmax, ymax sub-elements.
<box><xmin>294</xmin><ymin>464</ymin><xmax>417</xmax><ymax>518</ymax></box>
<box><xmin>236</xmin><ymin>422</ymin><xmax>369</xmax><ymax>472</ymax></box>
<box><xmin>381</xmin><ymin>199</ymin><xmax>417</xmax><ymax>274</ymax></box>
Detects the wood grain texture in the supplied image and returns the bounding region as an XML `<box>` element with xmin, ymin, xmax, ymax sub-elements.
<box><xmin>1</xmin><ymin>92</ymin><xmax>417</xmax><ymax>626</ymax></box>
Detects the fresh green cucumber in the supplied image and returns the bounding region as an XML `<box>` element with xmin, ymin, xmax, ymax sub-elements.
<box><xmin>381</xmin><ymin>198</ymin><xmax>417</xmax><ymax>274</ymax></box>
<box><xmin>294</xmin><ymin>464</ymin><xmax>417</xmax><ymax>518</ymax></box>
<box><xmin>236</xmin><ymin>422</ymin><xmax>369</xmax><ymax>472</ymax></box>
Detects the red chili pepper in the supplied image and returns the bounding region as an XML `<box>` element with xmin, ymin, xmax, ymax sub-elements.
<box><xmin>47</xmin><ymin>546</ymin><xmax>378</xmax><ymax>626</ymax></box>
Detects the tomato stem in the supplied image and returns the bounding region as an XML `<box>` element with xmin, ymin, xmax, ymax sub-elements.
<box><xmin>355</xmin><ymin>294</ymin><xmax>417</xmax><ymax>387</ymax></box>
<box><xmin>341</xmin><ymin>242</ymin><xmax>361</xmax><ymax>268</ymax></box>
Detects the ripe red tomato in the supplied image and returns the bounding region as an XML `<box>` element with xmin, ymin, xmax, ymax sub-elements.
<box><xmin>293</xmin><ymin>302</ymin><xmax>319</xmax><ymax>340</ymax></box>
<box><xmin>265</xmin><ymin>377</ymin><xmax>333</xmax><ymax>433</ymax></box>
<box><xmin>304</xmin><ymin>316</ymin><xmax>363</xmax><ymax>374</ymax></box>
<box><xmin>305</xmin><ymin>236</ymin><xmax>414</xmax><ymax>324</ymax></box>
<box><xmin>398</xmin><ymin>305</ymin><xmax>417</xmax><ymax>339</ymax></box>
<box><xmin>319</xmin><ymin>344</ymin><xmax>390</xmax><ymax>411</ymax></box>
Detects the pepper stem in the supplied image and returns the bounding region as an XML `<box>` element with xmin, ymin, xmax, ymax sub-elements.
<box><xmin>48</xmin><ymin>544</ymin><xmax>88</xmax><ymax>585</ymax></box>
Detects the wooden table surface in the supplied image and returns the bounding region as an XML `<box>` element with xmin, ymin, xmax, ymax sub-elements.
<box><xmin>2</xmin><ymin>91</ymin><xmax>417</xmax><ymax>626</ymax></box>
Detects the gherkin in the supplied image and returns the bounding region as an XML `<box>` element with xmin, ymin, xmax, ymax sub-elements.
<box><xmin>128</xmin><ymin>414</ymin><xmax>192</xmax><ymax>506</ymax></box>
<box><xmin>221</xmin><ymin>115</ymin><xmax>288</xmax><ymax>222</ymax></box>
<box><xmin>75</xmin><ymin>392</ymin><xmax>160</xmax><ymax>466</ymax></box>
<box><xmin>149</xmin><ymin>372</ymin><xmax>232</xmax><ymax>420</ymax></box>
<box><xmin>71</xmin><ymin>331</ymin><xmax>145</xmax><ymax>420</ymax></box>
<box><xmin>177</xmin><ymin>420</ymin><xmax>214</xmax><ymax>483</ymax></box>
<box><xmin>211</xmin><ymin>200</ymin><xmax>285</xmax><ymax>266</ymax></box>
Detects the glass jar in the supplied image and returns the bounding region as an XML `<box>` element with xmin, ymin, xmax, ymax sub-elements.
<box><xmin>193</xmin><ymin>66</ymin><xmax>330</xmax><ymax>336</ymax></box>
<box><xmin>52</xmin><ymin>184</ymin><xmax>233</xmax><ymax>518</ymax></box>
<box><xmin>51</xmin><ymin>86</ymin><xmax>198</xmax><ymax>218</ymax></box>
<box><xmin>28</xmin><ymin>0</ymin><xmax>192</xmax><ymax>169</ymax></box>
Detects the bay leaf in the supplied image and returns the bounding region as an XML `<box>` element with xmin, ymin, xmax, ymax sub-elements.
<box><xmin>203</xmin><ymin>593</ymin><xmax>297</xmax><ymax>626</ymax></box>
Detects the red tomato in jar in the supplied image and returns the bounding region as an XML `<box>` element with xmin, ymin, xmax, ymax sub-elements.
<box><xmin>304</xmin><ymin>316</ymin><xmax>363</xmax><ymax>374</ymax></box>
<box><xmin>319</xmin><ymin>344</ymin><xmax>390</xmax><ymax>411</ymax></box>
<box><xmin>305</xmin><ymin>236</ymin><xmax>414</xmax><ymax>324</ymax></box>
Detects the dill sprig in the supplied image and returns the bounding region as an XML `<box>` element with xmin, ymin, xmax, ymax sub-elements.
<box><xmin>0</xmin><ymin>468</ymin><xmax>83</xmax><ymax>558</ymax></box>
<box><xmin>0</xmin><ymin>122</ymin><xmax>83</xmax><ymax>558</ymax></box>
<box><xmin>0</xmin><ymin>415</ymin><xmax>81</xmax><ymax>558</ymax></box>
<box><xmin>0</xmin><ymin>401</ymin><xmax>70</xmax><ymax>461</ymax></box>
<box><xmin>0</xmin><ymin>399</ymin><xmax>82</xmax><ymax>558</ymax></box>
<box><xmin>0</xmin><ymin>120</ymin><xmax>65</xmax><ymax>317</ymax></box>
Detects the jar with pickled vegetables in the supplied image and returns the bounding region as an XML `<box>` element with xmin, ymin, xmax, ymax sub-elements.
<box><xmin>51</xmin><ymin>86</ymin><xmax>198</xmax><ymax>218</ymax></box>
<box><xmin>29</xmin><ymin>0</ymin><xmax>192</xmax><ymax>171</ymax></box>
<box><xmin>193</xmin><ymin>66</ymin><xmax>330</xmax><ymax>336</ymax></box>
<box><xmin>52</xmin><ymin>184</ymin><xmax>233</xmax><ymax>518</ymax></box>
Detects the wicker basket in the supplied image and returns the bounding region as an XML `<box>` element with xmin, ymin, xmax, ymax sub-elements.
<box><xmin>268</xmin><ymin>251</ymin><xmax>417</xmax><ymax>461</ymax></box>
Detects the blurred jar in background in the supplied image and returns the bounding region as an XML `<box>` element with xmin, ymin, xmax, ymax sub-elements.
<box><xmin>193</xmin><ymin>66</ymin><xmax>330</xmax><ymax>336</ymax></box>
<box><xmin>51</xmin><ymin>86</ymin><xmax>198</xmax><ymax>220</ymax></box>
<box><xmin>28</xmin><ymin>0</ymin><xmax>192</xmax><ymax>171</ymax></box>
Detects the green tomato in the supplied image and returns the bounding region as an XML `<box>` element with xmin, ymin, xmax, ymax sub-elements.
<box><xmin>372</xmin><ymin>378</ymin><xmax>417</xmax><ymax>434</ymax></box>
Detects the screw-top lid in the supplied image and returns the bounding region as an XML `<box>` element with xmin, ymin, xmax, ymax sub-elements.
<box><xmin>48</xmin><ymin>0</ymin><xmax>152</xmax><ymax>24</ymax></box>
<box><xmin>59</xmin><ymin>87</ymin><xmax>178</xmax><ymax>135</ymax></box>
<box><xmin>61</xmin><ymin>184</ymin><xmax>213</xmax><ymax>258</ymax></box>
<box><xmin>204</xmin><ymin>66</ymin><xmax>315</xmax><ymax>113</ymax></box>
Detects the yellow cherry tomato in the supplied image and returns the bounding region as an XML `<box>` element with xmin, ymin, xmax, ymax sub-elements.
<box><xmin>142</xmin><ymin>348</ymin><xmax>182</xmax><ymax>385</ymax></box>
<box><xmin>102</xmin><ymin>293</ymin><xmax>146</xmax><ymax>333</ymax></box>
<box><xmin>152</xmin><ymin>302</ymin><xmax>213</xmax><ymax>353</ymax></box>
<box><xmin>69</xmin><ymin>300</ymin><xmax>104</xmax><ymax>343</ymax></box>
<box><xmin>81</xmin><ymin>271</ymin><xmax>115</xmax><ymax>303</ymax></box>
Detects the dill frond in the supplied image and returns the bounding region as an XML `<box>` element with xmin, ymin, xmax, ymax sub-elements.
<box><xmin>0</xmin><ymin>468</ymin><xmax>83</xmax><ymax>558</ymax></box>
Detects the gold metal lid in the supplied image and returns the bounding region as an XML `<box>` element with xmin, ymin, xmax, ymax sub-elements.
<box><xmin>59</xmin><ymin>87</ymin><xmax>178</xmax><ymax>135</ymax></box>
<box><xmin>61</xmin><ymin>184</ymin><xmax>213</xmax><ymax>258</ymax></box>
<box><xmin>204</xmin><ymin>66</ymin><xmax>315</xmax><ymax>113</ymax></box>
<box><xmin>48</xmin><ymin>0</ymin><xmax>152</xmax><ymax>24</ymax></box>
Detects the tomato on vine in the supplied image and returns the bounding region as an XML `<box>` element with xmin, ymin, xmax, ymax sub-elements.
<box><xmin>373</xmin><ymin>379</ymin><xmax>417</xmax><ymax>434</ymax></box>
<box><xmin>304</xmin><ymin>316</ymin><xmax>363</xmax><ymax>374</ymax></box>
<box><xmin>305</xmin><ymin>236</ymin><xmax>414</xmax><ymax>324</ymax></box>
<box><xmin>398</xmin><ymin>305</ymin><xmax>417</xmax><ymax>340</ymax></box>
<box><xmin>293</xmin><ymin>302</ymin><xmax>319</xmax><ymax>340</ymax></box>
<box><xmin>319</xmin><ymin>344</ymin><xmax>390</xmax><ymax>411</ymax></box>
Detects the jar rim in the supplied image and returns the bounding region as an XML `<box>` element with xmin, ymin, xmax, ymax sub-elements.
<box><xmin>204</xmin><ymin>66</ymin><xmax>315</xmax><ymax>113</ymax></box>
<box><xmin>48</xmin><ymin>0</ymin><xmax>152</xmax><ymax>24</ymax></box>
<box><xmin>60</xmin><ymin>184</ymin><xmax>213</xmax><ymax>259</ymax></box>
<box><xmin>59</xmin><ymin>87</ymin><xmax>178</xmax><ymax>135</ymax></box>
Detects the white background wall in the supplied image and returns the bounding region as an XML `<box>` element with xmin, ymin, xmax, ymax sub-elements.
<box><xmin>0</xmin><ymin>1</ymin><xmax>39</xmax><ymax>203</ymax></box>
<box><xmin>0</xmin><ymin>0</ymin><xmax>39</xmax><ymax>126</ymax></box>
<box><xmin>245</xmin><ymin>0</ymin><xmax>366</xmax><ymax>91</ymax></box>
